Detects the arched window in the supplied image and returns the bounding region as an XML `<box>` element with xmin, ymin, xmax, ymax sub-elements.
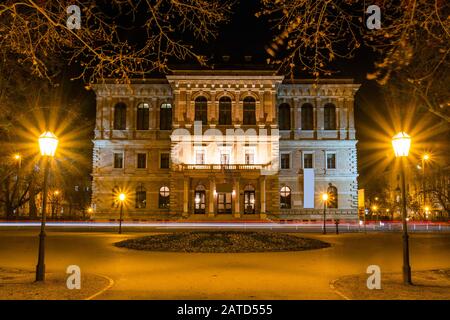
<box><xmin>301</xmin><ymin>103</ymin><xmax>313</xmax><ymax>130</ymax></box>
<box><xmin>324</xmin><ymin>103</ymin><xmax>336</xmax><ymax>130</ymax></box>
<box><xmin>194</xmin><ymin>96</ymin><xmax>208</xmax><ymax>125</ymax></box>
<box><xmin>218</xmin><ymin>97</ymin><xmax>232</xmax><ymax>125</ymax></box>
<box><xmin>135</xmin><ymin>184</ymin><xmax>146</xmax><ymax>208</ymax></box>
<box><xmin>136</xmin><ymin>103</ymin><xmax>149</xmax><ymax>130</ymax></box>
<box><xmin>327</xmin><ymin>183</ymin><xmax>338</xmax><ymax>208</ymax></box>
<box><xmin>113</xmin><ymin>103</ymin><xmax>127</xmax><ymax>130</ymax></box>
<box><xmin>194</xmin><ymin>184</ymin><xmax>206</xmax><ymax>214</ymax></box>
<box><xmin>160</xmin><ymin>103</ymin><xmax>172</xmax><ymax>130</ymax></box>
<box><xmin>243</xmin><ymin>97</ymin><xmax>256</xmax><ymax>125</ymax></box>
<box><xmin>280</xmin><ymin>186</ymin><xmax>291</xmax><ymax>209</ymax></box>
<box><xmin>278</xmin><ymin>103</ymin><xmax>291</xmax><ymax>130</ymax></box>
<box><xmin>159</xmin><ymin>186</ymin><xmax>170</xmax><ymax>209</ymax></box>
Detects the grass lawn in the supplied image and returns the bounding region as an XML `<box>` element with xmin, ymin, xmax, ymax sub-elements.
<box><xmin>115</xmin><ymin>231</ymin><xmax>331</xmax><ymax>253</ymax></box>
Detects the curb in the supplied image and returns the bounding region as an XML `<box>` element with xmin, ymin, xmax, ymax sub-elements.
<box><xmin>85</xmin><ymin>274</ymin><xmax>115</xmax><ymax>300</ymax></box>
<box><xmin>329</xmin><ymin>279</ymin><xmax>351</xmax><ymax>300</ymax></box>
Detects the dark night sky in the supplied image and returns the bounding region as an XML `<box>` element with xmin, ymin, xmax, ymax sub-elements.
<box><xmin>62</xmin><ymin>0</ymin><xmax>447</xmax><ymax>190</ymax></box>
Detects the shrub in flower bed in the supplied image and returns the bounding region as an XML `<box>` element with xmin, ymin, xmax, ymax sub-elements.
<box><xmin>114</xmin><ymin>231</ymin><xmax>330</xmax><ymax>253</ymax></box>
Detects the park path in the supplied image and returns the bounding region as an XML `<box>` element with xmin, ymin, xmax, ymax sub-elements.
<box><xmin>0</xmin><ymin>230</ymin><xmax>449</xmax><ymax>299</ymax></box>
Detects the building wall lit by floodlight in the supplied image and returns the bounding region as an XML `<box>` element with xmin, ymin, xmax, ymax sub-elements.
<box><xmin>91</xmin><ymin>70</ymin><xmax>360</xmax><ymax>220</ymax></box>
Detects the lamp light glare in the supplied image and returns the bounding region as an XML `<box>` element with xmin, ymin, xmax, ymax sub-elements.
<box><xmin>392</xmin><ymin>132</ymin><xmax>411</xmax><ymax>157</ymax></box>
<box><xmin>39</xmin><ymin>131</ymin><xmax>58</xmax><ymax>157</ymax></box>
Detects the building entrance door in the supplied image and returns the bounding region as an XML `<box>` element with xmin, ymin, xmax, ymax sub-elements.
<box><xmin>194</xmin><ymin>190</ymin><xmax>206</xmax><ymax>214</ymax></box>
<box><xmin>217</xmin><ymin>192</ymin><xmax>232</xmax><ymax>214</ymax></box>
<box><xmin>244</xmin><ymin>185</ymin><xmax>256</xmax><ymax>214</ymax></box>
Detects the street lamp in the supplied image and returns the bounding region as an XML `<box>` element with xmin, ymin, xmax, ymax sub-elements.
<box><xmin>36</xmin><ymin>131</ymin><xmax>58</xmax><ymax>282</ymax></box>
<box><xmin>322</xmin><ymin>193</ymin><xmax>328</xmax><ymax>235</ymax></box>
<box><xmin>392</xmin><ymin>131</ymin><xmax>412</xmax><ymax>285</ymax></box>
<box><xmin>118</xmin><ymin>193</ymin><xmax>126</xmax><ymax>234</ymax></box>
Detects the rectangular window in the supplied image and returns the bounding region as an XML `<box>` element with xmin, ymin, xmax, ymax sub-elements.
<box><xmin>160</xmin><ymin>153</ymin><xmax>170</xmax><ymax>169</ymax></box>
<box><xmin>303</xmin><ymin>153</ymin><xmax>313</xmax><ymax>169</ymax></box>
<box><xmin>220</xmin><ymin>153</ymin><xmax>230</xmax><ymax>165</ymax></box>
<box><xmin>245</xmin><ymin>152</ymin><xmax>254</xmax><ymax>165</ymax></box>
<box><xmin>280</xmin><ymin>153</ymin><xmax>290</xmax><ymax>169</ymax></box>
<box><xmin>326</xmin><ymin>153</ymin><xmax>336</xmax><ymax>169</ymax></box>
<box><xmin>195</xmin><ymin>151</ymin><xmax>205</xmax><ymax>165</ymax></box>
<box><xmin>137</xmin><ymin>153</ymin><xmax>147</xmax><ymax>169</ymax></box>
<box><xmin>113</xmin><ymin>153</ymin><xmax>123</xmax><ymax>169</ymax></box>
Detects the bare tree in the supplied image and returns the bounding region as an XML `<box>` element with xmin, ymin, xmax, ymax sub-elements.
<box><xmin>260</xmin><ymin>0</ymin><xmax>450</xmax><ymax>122</ymax></box>
<box><xmin>0</xmin><ymin>0</ymin><xmax>234</xmax><ymax>84</ymax></box>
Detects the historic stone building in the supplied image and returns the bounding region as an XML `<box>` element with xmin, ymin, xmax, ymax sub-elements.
<box><xmin>91</xmin><ymin>70</ymin><xmax>360</xmax><ymax>221</ymax></box>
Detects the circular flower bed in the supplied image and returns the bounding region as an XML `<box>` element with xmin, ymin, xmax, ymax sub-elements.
<box><xmin>115</xmin><ymin>231</ymin><xmax>330</xmax><ymax>253</ymax></box>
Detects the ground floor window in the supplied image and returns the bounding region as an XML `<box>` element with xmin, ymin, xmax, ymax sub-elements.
<box><xmin>217</xmin><ymin>192</ymin><xmax>232</xmax><ymax>214</ymax></box>
<box><xmin>280</xmin><ymin>186</ymin><xmax>291</xmax><ymax>209</ymax></box>
<box><xmin>159</xmin><ymin>186</ymin><xmax>170</xmax><ymax>209</ymax></box>
<box><xmin>135</xmin><ymin>185</ymin><xmax>146</xmax><ymax>208</ymax></box>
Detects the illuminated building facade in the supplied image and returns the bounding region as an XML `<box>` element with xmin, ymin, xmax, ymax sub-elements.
<box><xmin>91</xmin><ymin>70</ymin><xmax>360</xmax><ymax>220</ymax></box>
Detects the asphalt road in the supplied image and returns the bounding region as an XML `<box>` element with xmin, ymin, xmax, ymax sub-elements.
<box><xmin>0</xmin><ymin>229</ymin><xmax>449</xmax><ymax>299</ymax></box>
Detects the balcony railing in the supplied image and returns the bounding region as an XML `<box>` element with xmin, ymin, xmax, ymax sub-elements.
<box><xmin>176</xmin><ymin>163</ymin><xmax>271</xmax><ymax>171</ymax></box>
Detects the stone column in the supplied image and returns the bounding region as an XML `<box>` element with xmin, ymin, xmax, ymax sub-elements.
<box><xmin>183</xmin><ymin>177</ymin><xmax>189</xmax><ymax>217</ymax></box>
<box><xmin>208</xmin><ymin>176</ymin><xmax>215</xmax><ymax>217</ymax></box>
<box><xmin>233</xmin><ymin>178</ymin><xmax>241</xmax><ymax>218</ymax></box>
<box><xmin>260</xmin><ymin>176</ymin><xmax>267</xmax><ymax>218</ymax></box>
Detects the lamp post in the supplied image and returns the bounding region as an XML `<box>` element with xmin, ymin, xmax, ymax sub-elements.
<box><xmin>118</xmin><ymin>193</ymin><xmax>126</xmax><ymax>234</ymax></box>
<box><xmin>392</xmin><ymin>131</ymin><xmax>412</xmax><ymax>285</ymax></box>
<box><xmin>13</xmin><ymin>154</ymin><xmax>22</xmax><ymax>215</ymax></box>
<box><xmin>372</xmin><ymin>205</ymin><xmax>378</xmax><ymax>225</ymax></box>
<box><xmin>322</xmin><ymin>193</ymin><xmax>328</xmax><ymax>235</ymax></box>
<box><xmin>422</xmin><ymin>154</ymin><xmax>429</xmax><ymax>219</ymax></box>
<box><xmin>36</xmin><ymin>131</ymin><xmax>58</xmax><ymax>282</ymax></box>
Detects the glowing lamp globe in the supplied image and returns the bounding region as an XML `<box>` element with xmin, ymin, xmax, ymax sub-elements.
<box><xmin>322</xmin><ymin>193</ymin><xmax>328</xmax><ymax>201</ymax></box>
<box><xmin>118</xmin><ymin>193</ymin><xmax>126</xmax><ymax>202</ymax></box>
<box><xmin>392</xmin><ymin>132</ymin><xmax>411</xmax><ymax>157</ymax></box>
<box><xmin>39</xmin><ymin>131</ymin><xmax>58</xmax><ymax>157</ymax></box>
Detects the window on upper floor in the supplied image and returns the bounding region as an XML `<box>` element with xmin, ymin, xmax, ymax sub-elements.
<box><xmin>326</xmin><ymin>153</ymin><xmax>336</xmax><ymax>169</ymax></box>
<box><xmin>160</xmin><ymin>153</ymin><xmax>170</xmax><ymax>169</ymax></box>
<box><xmin>137</xmin><ymin>153</ymin><xmax>147</xmax><ymax>169</ymax></box>
<box><xmin>243</xmin><ymin>97</ymin><xmax>256</xmax><ymax>125</ymax></box>
<box><xmin>195</xmin><ymin>96</ymin><xmax>208</xmax><ymax>125</ymax></box>
<box><xmin>324</xmin><ymin>103</ymin><xmax>337</xmax><ymax>130</ymax></box>
<box><xmin>219</xmin><ymin>97</ymin><xmax>232</xmax><ymax>125</ymax></box>
<box><xmin>113</xmin><ymin>153</ymin><xmax>123</xmax><ymax>169</ymax></box>
<box><xmin>160</xmin><ymin>103</ymin><xmax>172</xmax><ymax>130</ymax></box>
<box><xmin>303</xmin><ymin>153</ymin><xmax>314</xmax><ymax>169</ymax></box>
<box><xmin>280</xmin><ymin>153</ymin><xmax>290</xmax><ymax>169</ymax></box>
<box><xmin>113</xmin><ymin>103</ymin><xmax>127</xmax><ymax>130</ymax></box>
<box><xmin>245</xmin><ymin>151</ymin><xmax>254</xmax><ymax>165</ymax></box>
<box><xmin>220</xmin><ymin>152</ymin><xmax>230</xmax><ymax>165</ymax></box>
<box><xmin>195</xmin><ymin>150</ymin><xmax>205</xmax><ymax>165</ymax></box>
<box><xmin>301</xmin><ymin>103</ymin><xmax>314</xmax><ymax>130</ymax></box>
<box><xmin>136</xmin><ymin>103</ymin><xmax>149</xmax><ymax>130</ymax></box>
<box><xmin>278</xmin><ymin>103</ymin><xmax>291</xmax><ymax>130</ymax></box>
